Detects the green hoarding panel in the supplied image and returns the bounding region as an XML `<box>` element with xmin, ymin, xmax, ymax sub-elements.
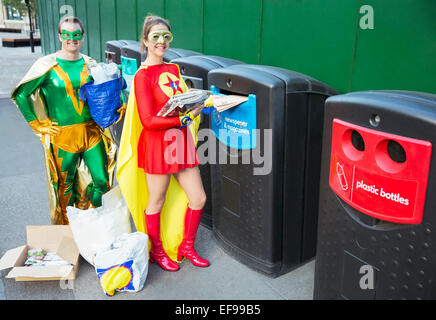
<box><xmin>350</xmin><ymin>0</ymin><xmax>436</xmax><ymax>94</ymax></box>
<box><xmin>137</xmin><ymin>0</ymin><xmax>165</xmax><ymax>41</ymax></box>
<box><xmin>37</xmin><ymin>0</ymin><xmax>434</xmax><ymax>94</ymax></box>
<box><xmin>37</xmin><ymin>0</ymin><xmax>46</xmax><ymax>55</ymax></box>
<box><xmin>260</xmin><ymin>0</ymin><xmax>360</xmax><ymax>94</ymax></box>
<box><xmin>86</xmin><ymin>0</ymin><xmax>102</xmax><ymax>61</ymax></box>
<box><xmin>203</xmin><ymin>0</ymin><xmax>262</xmax><ymax>63</ymax></box>
<box><xmin>166</xmin><ymin>0</ymin><xmax>203</xmax><ymax>52</ymax></box>
<box><xmin>100</xmin><ymin>0</ymin><xmax>117</xmax><ymax>60</ymax></box>
<box><xmin>44</xmin><ymin>0</ymin><xmax>55</xmax><ymax>54</ymax></box>
<box><xmin>51</xmin><ymin>0</ymin><xmax>61</xmax><ymax>52</ymax></box>
<box><xmin>75</xmin><ymin>0</ymin><xmax>89</xmax><ymax>55</ymax></box>
<box><xmin>115</xmin><ymin>0</ymin><xmax>138</xmax><ymax>41</ymax></box>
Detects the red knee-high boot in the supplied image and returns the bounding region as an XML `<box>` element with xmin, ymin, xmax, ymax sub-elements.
<box><xmin>145</xmin><ymin>212</ymin><xmax>180</xmax><ymax>272</ymax></box>
<box><xmin>177</xmin><ymin>207</ymin><xmax>210</xmax><ymax>267</ymax></box>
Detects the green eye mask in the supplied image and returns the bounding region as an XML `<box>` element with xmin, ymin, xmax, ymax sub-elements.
<box><xmin>148</xmin><ymin>30</ymin><xmax>173</xmax><ymax>44</ymax></box>
<box><xmin>60</xmin><ymin>29</ymin><xmax>83</xmax><ymax>41</ymax></box>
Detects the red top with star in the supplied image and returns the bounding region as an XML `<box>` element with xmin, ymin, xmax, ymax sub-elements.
<box><xmin>134</xmin><ymin>63</ymin><xmax>199</xmax><ymax>174</ymax></box>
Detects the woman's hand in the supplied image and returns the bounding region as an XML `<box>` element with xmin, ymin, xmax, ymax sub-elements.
<box><xmin>189</xmin><ymin>103</ymin><xmax>204</xmax><ymax>118</ymax></box>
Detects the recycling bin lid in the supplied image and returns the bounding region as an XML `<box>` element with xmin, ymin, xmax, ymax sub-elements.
<box><xmin>121</xmin><ymin>42</ymin><xmax>144</xmax><ymax>68</ymax></box>
<box><xmin>164</xmin><ymin>48</ymin><xmax>203</xmax><ymax>62</ymax></box>
<box><xmin>230</xmin><ymin>64</ymin><xmax>337</xmax><ymax>96</ymax></box>
<box><xmin>208</xmin><ymin>64</ymin><xmax>285</xmax><ymax>96</ymax></box>
<box><xmin>170</xmin><ymin>48</ymin><xmax>203</xmax><ymax>57</ymax></box>
<box><xmin>121</xmin><ymin>42</ymin><xmax>140</xmax><ymax>55</ymax></box>
<box><xmin>189</xmin><ymin>55</ymin><xmax>244</xmax><ymax>68</ymax></box>
<box><xmin>171</xmin><ymin>55</ymin><xmax>244</xmax><ymax>77</ymax></box>
<box><xmin>106</xmin><ymin>40</ymin><xmax>138</xmax><ymax>52</ymax></box>
<box><xmin>327</xmin><ymin>90</ymin><xmax>436</xmax><ymax>121</ymax></box>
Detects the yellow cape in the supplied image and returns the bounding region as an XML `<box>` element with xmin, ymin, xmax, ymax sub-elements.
<box><xmin>10</xmin><ymin>53</ymin><xmax>117</xmax><ymax>225</ymax></box>
<box><xmin>116</xmin><ymin>65</ymin><xmax>201</xmax><ymax>261</ymax></box>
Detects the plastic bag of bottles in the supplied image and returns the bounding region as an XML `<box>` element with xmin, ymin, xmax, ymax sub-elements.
<box><xmin>79</xmin><ymin>62</ymin><xmax>126</xmax><ymax>128</ymax></box>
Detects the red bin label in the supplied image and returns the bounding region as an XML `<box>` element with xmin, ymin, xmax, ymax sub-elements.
<box><xmin>329</xmin><ymin>119</ymin><xmax>432</xmax><ymax>224</ymax></box>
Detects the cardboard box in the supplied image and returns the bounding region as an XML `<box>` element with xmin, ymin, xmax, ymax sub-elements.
<box><xmin>0</xmin><ymin>225</ymin><xmax>80</xmax><ymax>281</ymax></box>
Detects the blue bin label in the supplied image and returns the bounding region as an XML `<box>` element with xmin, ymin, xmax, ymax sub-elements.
<box><xmin>211</xmin><ymin>88</ymin><xmax>257</xmax><ymax>150</ymax></box>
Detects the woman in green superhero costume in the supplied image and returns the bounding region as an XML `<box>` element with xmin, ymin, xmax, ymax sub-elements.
<box><xmin>11</xmin><ymin>17</ymin><xmax>123</xmax><ymax>225</ymax></box>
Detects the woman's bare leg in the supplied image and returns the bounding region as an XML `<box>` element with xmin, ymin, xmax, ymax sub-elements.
<box><xmin>173</xmin><ymin>167</ymin><xmax>206</xmax><ymax>210</ymax></box>
<box><xmin>145</xmin><ymin>173</ymin><xmax>171</xmax><ymax>215</ymax></box>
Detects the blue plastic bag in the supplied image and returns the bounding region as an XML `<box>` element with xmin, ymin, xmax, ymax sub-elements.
<box><xmin>79</xmin><ymin>77</ymin><xmax>127</xmax><ymax>128</ymax></box>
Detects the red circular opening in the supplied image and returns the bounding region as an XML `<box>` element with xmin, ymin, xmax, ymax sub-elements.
<box><xmin>342</xmin><ymin>129</ymin><xmax>365</xmax><ymax>161</ymax></box>
<box><xmin>375</xmin><ymin>139</ymin><xmax>407</xmax><ymax>173</ymax></box>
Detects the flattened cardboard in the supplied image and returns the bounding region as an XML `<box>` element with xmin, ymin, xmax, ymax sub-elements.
<box><xmin>0</xmin><ymin>245</ymin><xmax>27</xmax><ymax>271</ymax></box>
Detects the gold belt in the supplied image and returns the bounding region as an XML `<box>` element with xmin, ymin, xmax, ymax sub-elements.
<box><xmin>51</xmin><ymin>121</ymin><xmax>102</xmax><ymax>153</ymax></box>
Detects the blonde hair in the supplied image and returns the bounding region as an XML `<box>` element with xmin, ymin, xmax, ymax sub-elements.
<box><xmin>140</xmin><ymin>15</ymin><xmax>171</xmax><ymax>54</ymax></box>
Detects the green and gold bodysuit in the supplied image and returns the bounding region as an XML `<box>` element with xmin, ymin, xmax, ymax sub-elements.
<box><xmin>13</xmin><ymin>56</ymin><xmax>114</xmax><ymax>224</ymax></box>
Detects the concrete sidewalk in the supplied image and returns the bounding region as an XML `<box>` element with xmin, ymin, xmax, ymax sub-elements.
<box><xmin>0</xmin><ymin>43</ymin><xmax>315</xmax><ymax>300</ymax></box>
<box><xmin>0</xmin><ymin>33</ymin><xmax>42</xmax><ymax>98</ymax></box>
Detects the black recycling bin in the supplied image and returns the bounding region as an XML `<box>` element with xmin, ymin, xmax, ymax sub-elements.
<box><xmin>314</xmin><ymin>91</ymin><xmax>436</xmax><ymax>300</ymax></box>
<box><xmin>208</xmin><ymin>65</ymin><xmax>337</xmax><ymax>277</ymax></box>
<box><xmin>105</xmin><ymin>40</ymin><xmax>138</xmax><ymax>65</ymax></box>
<box><xmin>163</xmin><ymin>48</ymin><xmax>203</xmax><ymax>63</ymax></box>
<box><xmin>172</xmin><ymin>55</ymin><xmax>245</xmax><ymax>90</ymax></box>
<box><xmin>120</xmin><ymin>41</ymin><xmax>143</xmax><ymax>94</ymax></box>
<box><xmin>106</xmin><ymin>40</ymin><xmax>138</xmax><ymax>146</ymax></box>
<box><xmin>170</xmin><ymin>55</ymin><xmax>246</xmax><ymax>229</ymax></box>
<box><xmin>122</xmin><ymin>42</ymin><xmax>144</xmax><ymax>69</ymax></box>
<box><xmin>109</xmin><ymin>41</ymin><xmax>142</xmax><ymax>146</ymax></box>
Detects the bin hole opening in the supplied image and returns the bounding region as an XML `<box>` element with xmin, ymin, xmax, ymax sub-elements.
<box><xmin>375</xmin><ymin>139</ymin><xmax>407</xmax><ymax>173</ymax></box>
<box><xmin>215</xmin><ymin>88</ymin><xmax>249</xmax><ymax>98</ymax></box>
<box><xmin>387</xmin><ymin>140</ymin><xmax>406</xmax><ymax>163</ymax></box>
<box><xmin>226</xmin><ymin>79</ymin><xmax>232</xmax><ymax>88</ymax></box>
<box><xmin>181</xmin><ymin>66</ymin><xmax>186</xmax><ymax>74</ymax></box>
<box><xmin>369</xmin><ymin>114</ymin><xmax>380</xmax><ymax>127</ymax></box>
<box><xmin>351</xmin><ymin>130</ymin><xmax>365</xmax><ymax>151</ymax></box>
<box><xmin>342</xmin><ymin>129</ymin><xmax>365</xmax><ymax>161</ymax></box>
<box><xmin>185</xmin><ymin>79</ymin><xmax>194</xmax><ymax>89</ymax></box>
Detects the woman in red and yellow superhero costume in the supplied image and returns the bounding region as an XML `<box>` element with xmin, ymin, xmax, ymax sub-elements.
<box><xmin>11</xmin><ymin>17</ymin><xmax>119</xmax><ymax>225</ymax></box>
<box><xmin>117</xmin><ymin>16</ymin><xmax>209</xmax><ymax>271</ymax></box>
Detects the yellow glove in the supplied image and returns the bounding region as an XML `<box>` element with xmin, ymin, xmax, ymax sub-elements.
<box><xmin>28</xmin><ymin>119</ymin><xmax>62</xmax><ymax>137</ymax></box>
<box><xmin>179</xmin><ymin>111</ymin><xmax>195</xmax><ymax>128</ymax></box>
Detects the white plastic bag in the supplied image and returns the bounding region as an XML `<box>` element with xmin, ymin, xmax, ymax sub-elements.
<box><xmin>87</xmin><ymin>62</ymin><xmax>120</xmax><ymax>85</ymax></box>
<box><xmin>94</xmin><ymin>232</ymin><xmax>149</xmax><ymax>296</ymax></box>
<box><xmin>66</xmin><ymin>186</ymin><xmax>131</xmax><ymax>265</ymax></box>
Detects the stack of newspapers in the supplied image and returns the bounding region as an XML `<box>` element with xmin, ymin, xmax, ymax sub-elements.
<box><xmin>157</xmin><ymin>89</ymin><xmax>249</xmax><ymax>117</ymax></box>
<box><xmin>157</xmin><ymin>89</ymin><xmax>212</xmax><ymax>117</ymax></box>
